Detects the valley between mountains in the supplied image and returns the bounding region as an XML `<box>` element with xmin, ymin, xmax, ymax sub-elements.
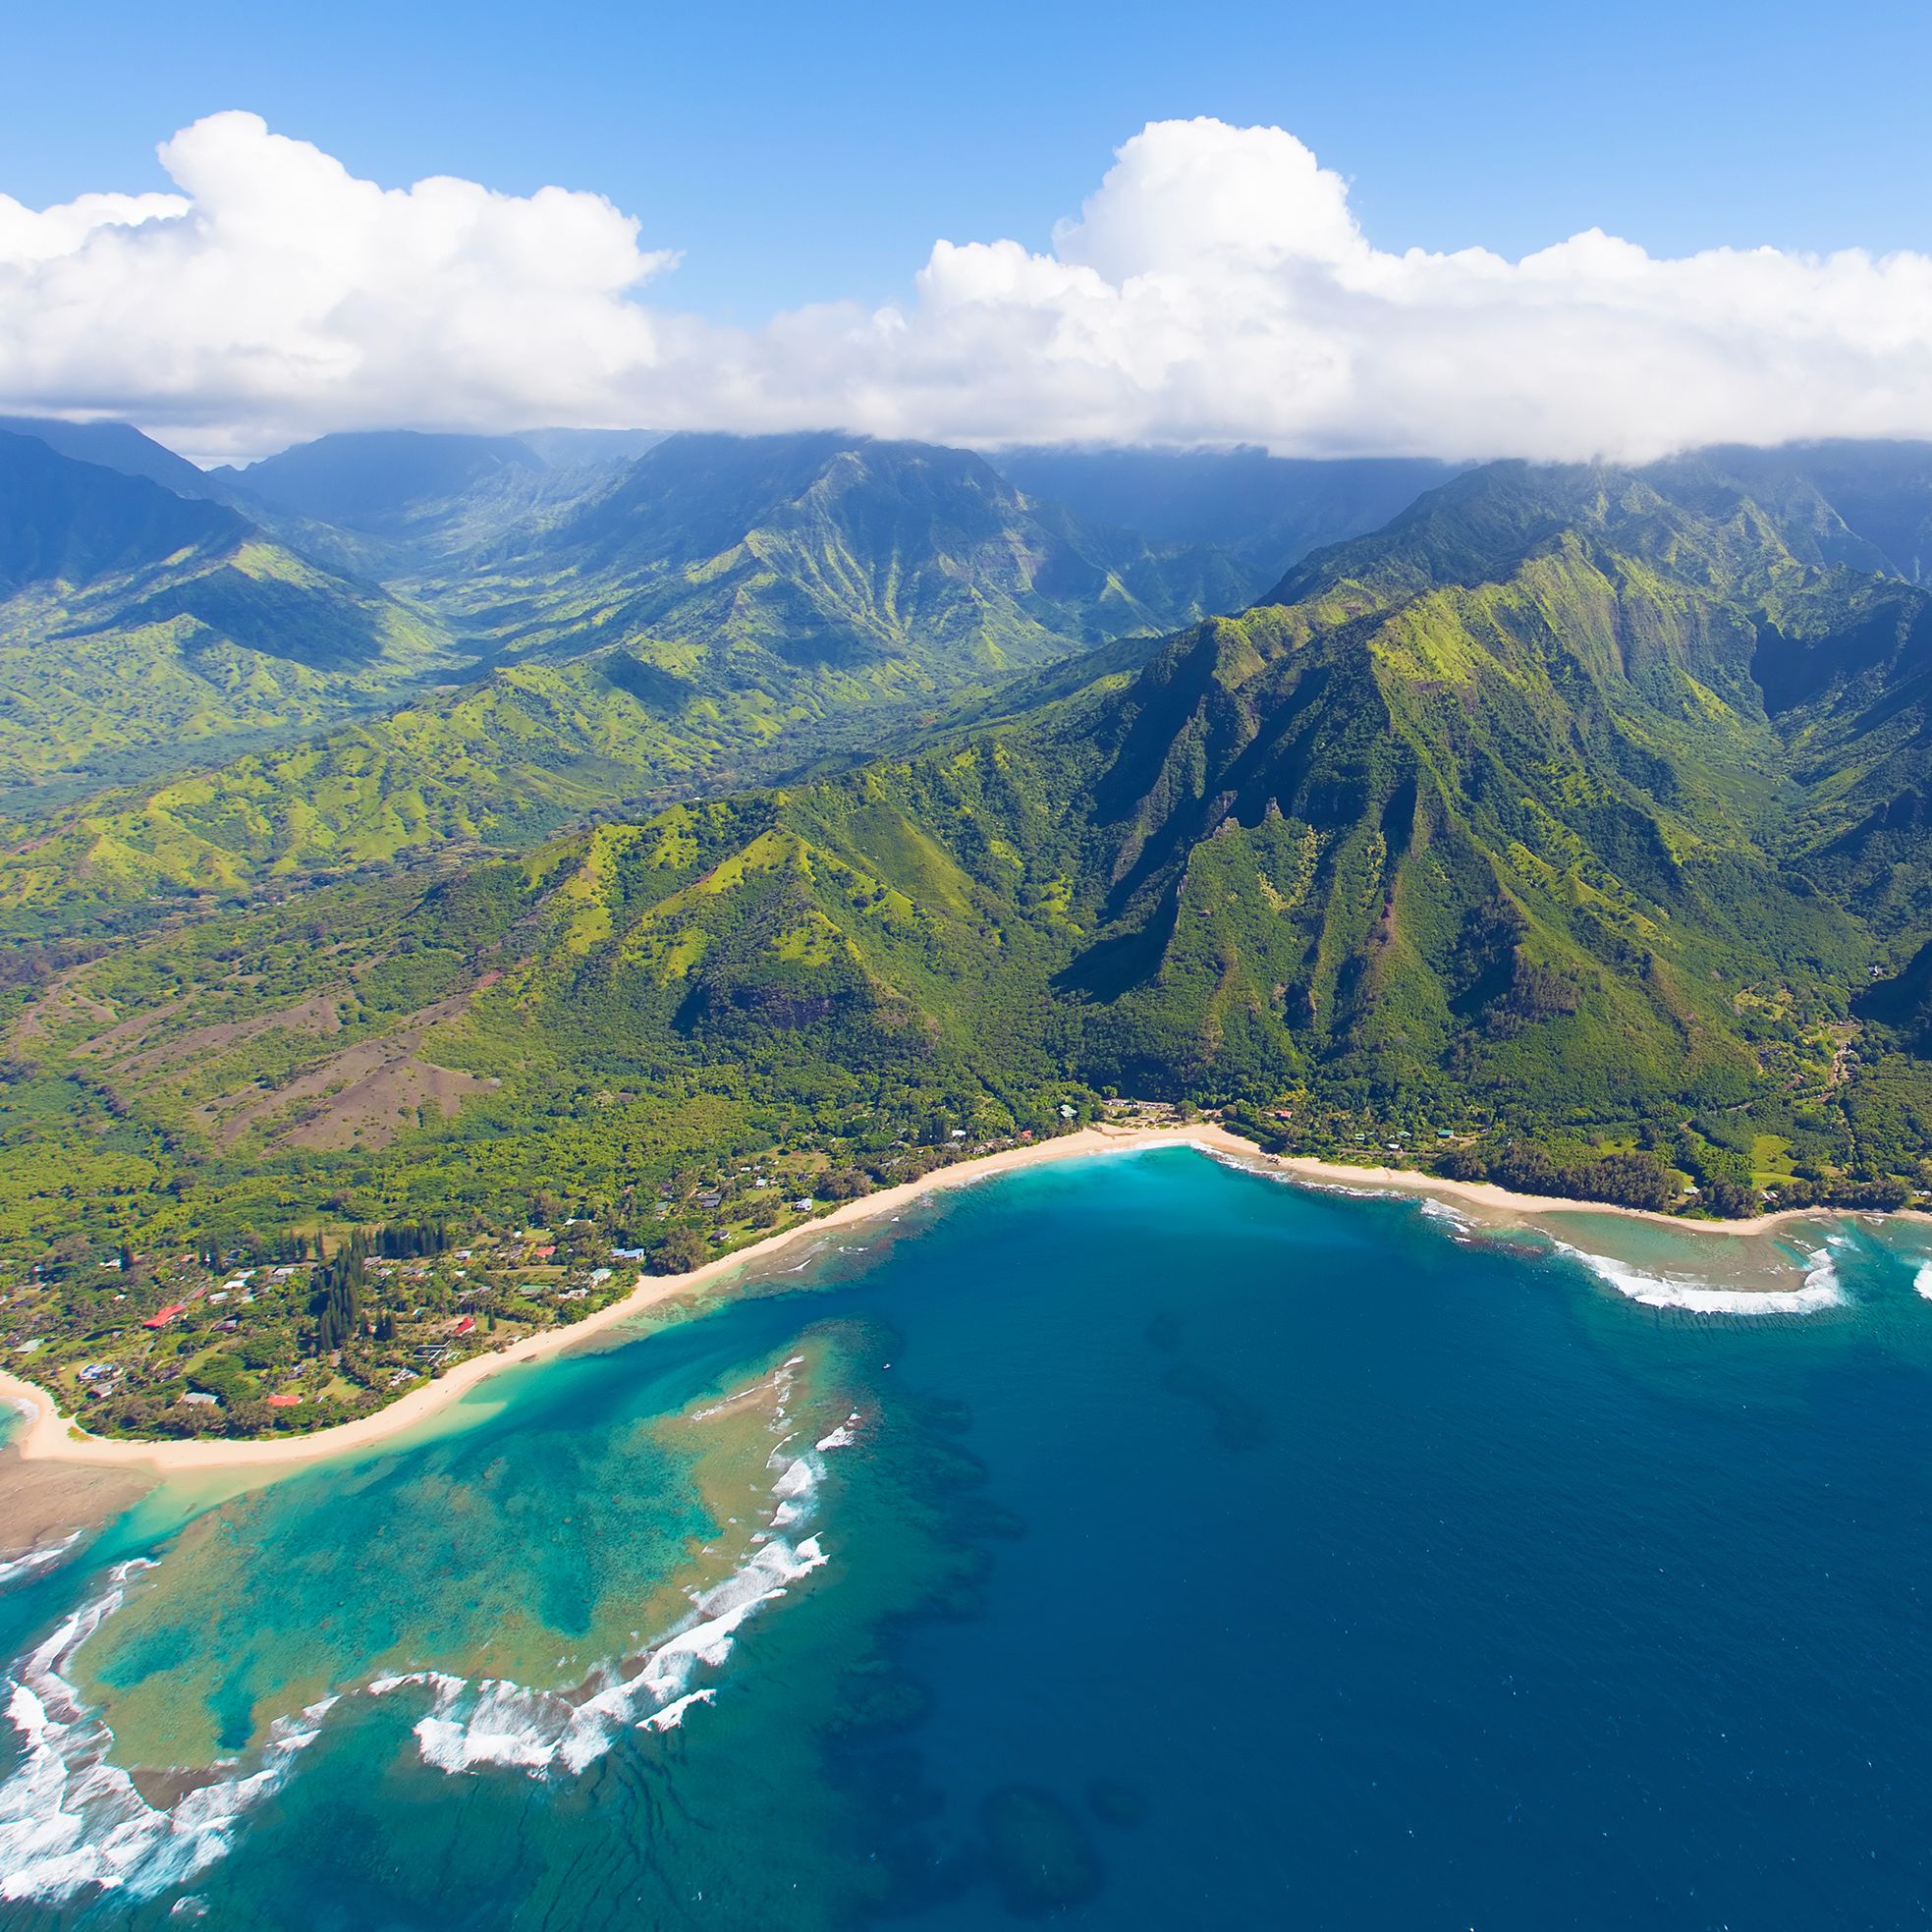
<box><xmin>8</xmin><ymin>419</ymin><xmax>1932</xmax><ymax>1435</ymax></box>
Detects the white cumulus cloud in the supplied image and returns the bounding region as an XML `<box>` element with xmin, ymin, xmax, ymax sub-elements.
<box><xmin>4</xmin><ymin>111</ymin><xmax>1932</xmax><ymax>464</ymax></box>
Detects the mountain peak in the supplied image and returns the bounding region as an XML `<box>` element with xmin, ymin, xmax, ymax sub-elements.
<box><xmin>0</xmin><ymin>428</ymin><xmax>244</xmax><ymax>593</ymax></box>
<box><xmin>0</xmin><ymin>414</ymin><xmax>225</xmax><ymax>500</ymax></box>
<box><xmin>227</xmin><ymin>429</ymin><xmax>551</xmax><ymax>530</ymax></box>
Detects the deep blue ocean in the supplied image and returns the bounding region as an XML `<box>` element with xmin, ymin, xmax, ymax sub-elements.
<box><xmin>3</xmin><ymin>1148</ymin><xmax>1931</xmax><ymax>1929</ymax></box>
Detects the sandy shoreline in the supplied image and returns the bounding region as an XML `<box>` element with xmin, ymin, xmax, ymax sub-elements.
<box><xmin>1262</xmin><ymin>1154</ymin><xmax>1904</xmax><ymax>1238</ymax></box>
<box><xmin>0</xmin><ymin>1122</ymin><xmax>1906</xmax><ymax>1478</ymax></box>
<box><xmin>0</xmin><ymin>1125</ymin><xmax>1238</xmax><ymax>1476</ymax></box>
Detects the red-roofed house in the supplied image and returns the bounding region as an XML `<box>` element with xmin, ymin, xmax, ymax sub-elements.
<box><xmin>266</xmin><ymin>1392</ymin><xmax>304</xmax><ymax>1408</ymax></box>
<box><xmin>140</xmin><ymin>1302</ymin><xmax>188</xmax><ymax>1330</ymax></box>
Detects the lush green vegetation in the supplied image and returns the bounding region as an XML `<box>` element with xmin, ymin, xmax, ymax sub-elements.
<box><xmin>12</xmin><ymin>440</ymin><xmax>1932</xmax><ymax>1434</ymax></box>
<box><xmin>0</xmin><ymin>430</ymin><xmax>1262</xmax><ymax>931</ymax></box>
<box><xmin>0</xmin><ymin>430</ymin><xmax>464</xmax><ymax>802</ymax></box>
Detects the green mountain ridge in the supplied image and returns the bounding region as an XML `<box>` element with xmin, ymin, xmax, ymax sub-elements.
<box><xmin>20</xmin><ymin>452</ymin><xmax>1932</xmax><ymax>1307</ymax></box>
<box><xmin>0</xmin><ymin>424</ymin><xmax>1466</xmax><ymax>844</ymax></box>
<box><xmin>461</xmin><ymin>469</ymin><xmax>1849</xmax><ymax>1123</ymax></box>
<box><xmin>211</xmin><ymin>428</ymin><xmax>662</xmax><ymax>578</ymax></box>
<box><xmin>0</xmin><ymin>432</ymin><xmax>463</xmax><ymax>798</ymax></box>
<box><xmin>0</xmin><ymin>433</ymin><xmax>1273</xmax><ymax>925</ymax></box>
<box><xmin>1648</xmin><ymin>441</ymin><xmax>1932</xmax><ymax>583</ymax></box>
<box><xmin>422</xmin><ymin>431</ymin><xmax>1263</xmax><ymax>664</ymax></box>
<box><xmin>410</xmin><ymin>466</ymin><xmax>1932</xmax><ymax>1149</ymax></box>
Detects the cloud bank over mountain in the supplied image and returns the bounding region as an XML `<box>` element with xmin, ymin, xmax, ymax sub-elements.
<box><xmin>5</xmin><ymin>110</ymin><xmax>1931</xmax><ymax>463</ymax></box>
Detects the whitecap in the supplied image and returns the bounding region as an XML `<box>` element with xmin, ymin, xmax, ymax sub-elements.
<box><xmin>0</xmin><ymin>1564</ymin><xmax>333</xmax><ymax>1906</ymax></box>
<box><xmin>770</xmin><ymin>1457</ymin><xmax>817</xmax><ymax>1500</ymax></box>
<box><xmin>1914</xmin><ymin>1262</ymin><xmax>1932</xmax><ymax>1302</ymax></box>
<box><xmin>0</xmin><ymin>1370</ymin><xmax>848</xmax><ymax>1900</ymax></box>
<box><xmin>414</xmin><ymin>1680</ymin><xmax>589</xmax><ymax>1775</ymax></box>
<box><xmin>386</xmin><ymin>1530</ymin><xmax>830</xmax><ymax>1777</ymax></box>
<box><xmin>768</xmin><ymin>1446</ymin><xmax>823</xmax><ymax>1530</ymax></box>
<box><xmin>366</xmin><ymin>1668</ymin><xmax>464</xmax><ymax>1700</ymax></box>
<box><xmin>0</xmin><ymin>1531</ymin><xmax>82</xmax><ymax>1589</ymax></box>
<box><xmin>635</xmin><ymin>1535</ymin><xmax>828</xmax><ymax>1705</ymax></box>
<box><xmin>1552</xmin><ymin>1241</ymin><xmax>1845</xmax><ymax>1315</ymax></box>
<box><xmin>1800</xmin><ymin>1242</ymin><xmax>1847</xmax><ymax>1300</ymax></box>
<box><xmin>377</xmin><ymin>1431</ymin><xmax>835</xmax><ymax>1781</ymax></box>
<box><xmin>640</xmin><ymin>1687</ymin><xmax>714</xmax><ymax>1733</ymax></box>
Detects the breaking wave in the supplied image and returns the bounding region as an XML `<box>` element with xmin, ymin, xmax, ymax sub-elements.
<box><xmin>1914</xmin><ymin>1263</ymin><xmax>1932</xmax><ymax>1302</ymax></box>
<box><xmin>0</xmin><ymin>1563</ymin><xmax>334</xmax><ymax>1905</ymax></box>
<box><xmin>1416</xmin><ymin>1198</ymin><xmax>1478</xmax><ymax>1242</ymax></box>
<box><xmin>369</xmin><ymin>1535</ymin><xmax>832</xmax><ymax>1776</ymax></box>
<box><xmin>641</xmin><ymin>1687</ymin><xmax>715</xmax><ymax>1733</ymax></box>
<box><xmin>374</xmin><ymin>1534</ymin><xmax>831</xmax><ymax>1779</ymax></box>
<box><xmin>0</xmin><ymin>1530</ymin><xmax>82</xmax><ymax>1590</ymax></box>
<box><xmin>1552</xmin><ymin>1238</ymin><xmax>1848</xmax><ymax>1315</ymax></box>
<box><xmin>366</xmin><ymin>1408</ymin><xmax>849</xmax><ymax>1779</ymax></box>
<box><xmin>0</xmin><ymin>1386</ymin><xmax>857</xmax><ymax>1904</ymax></box>
<box><xmin>815</xmin><ymin>1411</ymin><xmax>862</xmax><ymax>1452</ymax></box>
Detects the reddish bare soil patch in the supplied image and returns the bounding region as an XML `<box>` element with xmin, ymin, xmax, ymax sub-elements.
<box><xmin>84</xmin><ymin>991</ymin><xmax>344</xmax><ymax>1080</ymax></box>
<box><xmin>275</xmin><ymin>1051</ymin><xmax>497</xmax><ymax>1151</ymax></box>
<box><xmin>201</xmin><ymin>992</ymin><xmax>497</xmax><ymax>1151</ymax></box>
<box><xmin>8</xmin><ymin>969</ymin><xmax>118</xmax><ymax>1051</ymax></box>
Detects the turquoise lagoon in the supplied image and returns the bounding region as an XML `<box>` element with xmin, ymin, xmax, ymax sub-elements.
<box><xmin>2</xmin><ymin>1149</ymin><xmax>1932</xmax><ymax>1927</ymax></box>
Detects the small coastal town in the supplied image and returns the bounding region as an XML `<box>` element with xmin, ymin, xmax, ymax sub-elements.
<box><xmin>10</xmin><ymin>1067</ymin><xmax>1926</xmax><ymax>1446</ymax></box>
<box><xmin>11</xmin><ymin>1076</ymin><xmax>1915</xmax><ymax>1446</ymax></box>
<box><xmin>0</xmin><ymin>1111</ymin><xmax>1096</xmax><ymax>1439</ymax></box>
<box><xmin>8</xmin><ymin>18</ymin><xmax>1932</xmax><ymax>1923</ymax></box>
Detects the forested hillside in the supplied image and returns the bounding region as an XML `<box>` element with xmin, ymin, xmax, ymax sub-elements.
<box><xmin>0</xmin><ymin>431</ymin><xmax>1276</xmax><ymax>928</ymax></box>
<box><xmin>16</xmin><ymin>453</ymin><xmax>1932</xmax><ymax>1283</ymax></box>
<box><xmin>16</xmin><ymin>440</ymin><xmax>1932</xmax><ymax>1430</ymax></box>
<box><xmin>412</xmin><ymin>431</ymin><xmax>1261</xmax><ymax>665</ymax></box>
<box><xmin>394</xmin><ymin>462</ymin><xmax>1930</xmax><ymax>1148</ymax></box>
<box><xmin>0</xmin><ymin>431</ymin><xmax>462</xmax><ymax>800</ymax></box>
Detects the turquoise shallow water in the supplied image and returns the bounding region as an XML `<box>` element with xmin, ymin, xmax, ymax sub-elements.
<box><xmin>4</xmin><ymin>1149</ymin><xmax>1932</xmax><ymax>1928</ymax></box>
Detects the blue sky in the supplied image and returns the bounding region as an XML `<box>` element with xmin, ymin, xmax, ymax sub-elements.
<box><xmin>6</xmin><ymin>0</ymin><xmax>1931</xmax><ymax>460</ymax></box>
<box><xmin>7</xmin><ymin>0</ymin><xmax>1930</xmax><ymax>323</ymax></box>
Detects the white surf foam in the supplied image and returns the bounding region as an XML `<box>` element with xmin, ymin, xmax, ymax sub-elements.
<box><xmin>0</xmin><ymin>1531</ymin><xmax>82</xmax><ymax>1589</ymax></box>
<box><xmin>372</xmin><ymin>1430</ymin><xmax>835</xmax><ymax>1780</ymax></box>
<box><xmin>814</xmin><ymin>1411</ymin><xmax>861</xmax><ymax>1452</ymax></box>
<box><xmin>768</xmin><ymin>1452</ymin><xmax>820</xmax><ymax>1529</ymax></box>
<box><xmin>1551</xmin><ymin>1239</ymin><xmax>1846</xmax><ymax>1315</ymax></box>
<box><xmin>411</xmin><ymin>1676</ymin><xmax>628</xmax><ymax>1776</ymax></box>
<box><xmin>0</xmin><ymin>1378</ymin><xmax>847</xmax><ymax>1902</ymax></box>
<box><xmin>771</xmin><ymin>1456</ymin><xmax>816</xmax><ymax>1500</ymax></box>
<box><xmin>1416</xmin><ymin>1198</ymin><xmax>1478</xmax><ymax>1242</ymax></box>
<box><xmin>0</xmin><ymin>1564</ymin><xmax>334</xmax><ymax>1905</ymax></box>
<box><xmin>635</xmin><ymin>1534</ymin><xmax>826</xmax><ymax>1704</ymax></box>
<box><xmin>640</xmin><ymin>1686</ymin><xmax>715</xmax><ymax>1733</ymax></box>
<box><xmin>1914</xmin><ymin>1262</ymin><xmax>1932</xmax><ymax>1302</ymax></box>
<box><xmin>376</xmin><ymin>1527</ymin><xmax>831</xmax><ymax>1778</ymax></box>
